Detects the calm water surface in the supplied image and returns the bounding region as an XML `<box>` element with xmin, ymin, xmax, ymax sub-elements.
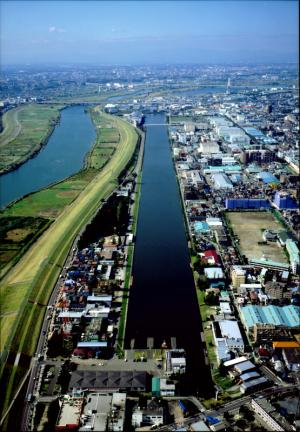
<box><xmin>125</xmin><ymin>113</ymin><xmax>212</xmax><ymax>395</ymax></box>
<box><xmin>0</xmin><ymin>105</ymin><xmax>96</xmax><ymax>208</ymax></box>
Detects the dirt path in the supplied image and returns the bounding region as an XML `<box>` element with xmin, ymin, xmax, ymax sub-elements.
<box><xmin>0</xmin><ymin>107</ymin><xmax>22</xmax><ymax>147</ymax></box>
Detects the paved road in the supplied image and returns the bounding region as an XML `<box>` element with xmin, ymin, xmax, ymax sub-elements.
<box><xmin>158</xmin><ymin>384</ymin><xmax>299</xmax><ymax>431</ymax></box>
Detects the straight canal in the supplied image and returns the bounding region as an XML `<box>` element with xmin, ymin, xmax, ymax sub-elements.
<box><xmin>125</xmin><ymin>113</ymin><xmax>212</xmax><ymax>396</ymax></box>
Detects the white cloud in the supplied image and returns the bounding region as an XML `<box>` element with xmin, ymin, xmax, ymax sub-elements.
<box><xmin>49</xmin><ymin>26</ymin><xmax>66</xmax><ymax>33</ymax></box>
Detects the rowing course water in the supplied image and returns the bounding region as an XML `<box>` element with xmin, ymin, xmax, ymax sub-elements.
<box><xmin>0</xmin><ymin>105</ymin><xmax>96</xmax><ymax>208</ymax></box>
<box><xmin>125</xmin><ymin>113</ymin><xmax>212</xmax><ymax>395</ymax></box>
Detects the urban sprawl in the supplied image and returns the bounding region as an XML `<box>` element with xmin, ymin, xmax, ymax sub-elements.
<box><xmin>1</xmin><ymin>64</ymin><xmax>299</xmax><ymax>432</ymax></box>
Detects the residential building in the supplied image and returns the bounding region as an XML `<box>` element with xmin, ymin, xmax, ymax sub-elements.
<box><xmin>282</xmin><ymin>347</ymin><xmax>300</xmax><ymax>372</ymax></box>
<box><xmin>251</xmin><ymin>399</ymin><xmax>284</xmax><ymax>431</ymax></box>
<box><xmin>231</xmin><ymin>266</ymin><xmax>246</xmax><ymax>289</ymax></box>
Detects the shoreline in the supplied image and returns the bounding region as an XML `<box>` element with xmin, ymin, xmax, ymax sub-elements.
<box><xmin>0</xmin><ymin>105</ymin><xmax>95</xmax><ymax>211</ymax></box>
<box><xmin>0</xmin><ymin>104</ymin><xmax>67</xmax><ymax>177</ymax></box>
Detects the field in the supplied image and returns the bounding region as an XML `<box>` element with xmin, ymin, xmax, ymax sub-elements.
<box><xmin>2</xmin><ymin>169</ymin><xmax>97</xmax><ymax>219</ymax></box>
<box><xmin>226</xmin><ymin>211</ymin><xmax>288</xmax><ymax>263</ymax></box>
<box><xmin>0</xmin><ymin>104</ymin><xmax>63</xmax><ymax>174</ymax></box>
<box><xmin>0</xmin><ymin>216</ymin><xmax>51</xmax><ymax>279</ymax></box>
<box><xmin>0</xmin><ymin>110</ymin><xmax>139</xmax><ymax>419</ymax></box>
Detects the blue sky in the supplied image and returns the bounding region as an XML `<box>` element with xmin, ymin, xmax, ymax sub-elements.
<box><xmin>1</xmin><ymin>1</ymin><xmax>298</xmax><ymax>65</ymax></box>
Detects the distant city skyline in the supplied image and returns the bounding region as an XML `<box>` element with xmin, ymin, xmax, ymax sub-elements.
<box><xmin>1</xmin><ymin>1</ymin><xmax>298</xmax><ymax>65</ymax></box>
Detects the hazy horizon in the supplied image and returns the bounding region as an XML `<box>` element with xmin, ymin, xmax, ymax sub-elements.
<box><xmin>1</xmin><ymin>1</ymin><xmax>299</xmax><ymax>65</ymax></box>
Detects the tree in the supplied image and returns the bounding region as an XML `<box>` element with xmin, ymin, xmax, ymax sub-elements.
<box><xmin>205</xmin><ymin>291</ymin><xmax>219</xmax><ymax>306</ymax></box>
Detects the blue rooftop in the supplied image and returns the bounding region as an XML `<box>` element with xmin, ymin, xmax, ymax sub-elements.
<box><xmin>257</xmin><ymin>172</ymin><xmax>279</xmax><ymax>184</ymax></box>
<box><xmin>194</xmin><ymin>221</ymin><xmax>210</xmax><ymax>233</ymax></box>
<box><xmin>241</xmin><ymin>305</ymin><xmax>300</xmax><ymax>329</ymax></box>
<box><xmin>244</xmin><ymin>127</ymin><xmax>264</xmax><ymax>137</ymax></box>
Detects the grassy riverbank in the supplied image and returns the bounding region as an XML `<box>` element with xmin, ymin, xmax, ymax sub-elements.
<box><xmin>0</xmin><ymin>108</ymin><xmax>132</xmax><ymax>277</ymax></box>
<box><xmin>0</xmin><ymin>104</ymin><xmax>64</xmax><ymax>174</ymax></box>
<box><xmin>0</xmin><ymin>109</ymin><xmax>139</xmax><ymax>422</ymax></box>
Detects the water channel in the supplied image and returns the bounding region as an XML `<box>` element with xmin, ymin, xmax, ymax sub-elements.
<box><xmin>0</xmin><ymin>105</ymin><xmax>96</xmax><ymax>208</ymax></box>
<box><xmin>125</xmin><ymin>113</ymin><xmax>212</xmax><ymax>395</ymax></box>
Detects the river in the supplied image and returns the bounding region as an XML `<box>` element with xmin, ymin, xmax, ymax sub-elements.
<box><xmin>125</xmin><ymin>113</ymin><xmax>212</xmax><ymax>396</ymax></box>
<box><xmin>0</xmin><ymin>105</ymin><xmax>96</xmax><ymax>208</ymax></box>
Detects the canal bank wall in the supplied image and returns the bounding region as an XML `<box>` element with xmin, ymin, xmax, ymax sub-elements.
<box><xmin>117</xmin><ymin>128</ymin><xmax>145</xmax><ymax>354</ymax></box>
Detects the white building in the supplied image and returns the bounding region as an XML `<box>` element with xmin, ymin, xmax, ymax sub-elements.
<box><xmin>131</xmin><ymin>400</ymin><xmax>164</xmax><ymax>428</ymax></box>
<box><xmin>212</xmin><ymin>320</ymin><xmax>245</xmax><ymax>363</ymax></box>
<box><xmin>165</xmin><ymin>349</ymin><xmax>186</xmax><ymax>376</ymax></box>
<box><xmin>211</xmin><ymin>173</ymin><xmax>233</xmax><ymax>189</ymax></box>
<box><xmin>160</xmin><ymin>378</ymin><xmax>176</xmax><ymax>396</ymax></box>
<box><xmin>251</xmin><ymin>399</ymin><xmax>284</xmax><ymax>431</ymax></box>
<box><xmin>198</xmin><ymin>141</ymin><xmax>220</xmax><ymax>154</ymax></box>
<box><xmin>217</xmin><ymin>126</ymin><xmax>250</xmax><ymax>145</ymax></box>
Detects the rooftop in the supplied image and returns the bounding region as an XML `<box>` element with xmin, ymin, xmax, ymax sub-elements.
<box><xmin>240</xmin><ymin>305</ymin><xmax>300</xmax><ymax>329</ymax></box>
<box><xmin>57</xmin><ymin>396</ymin><xmax>84</xmax><ymax>427</ymax></box>
<box><xmin>219</xmin><ymin>320</ymin><xmax>243</xmax><ymax>340</ymax></box>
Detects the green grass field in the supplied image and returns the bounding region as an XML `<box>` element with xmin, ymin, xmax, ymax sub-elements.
<box><xmin>0</xmin><ymin>104</ymin><xmax>64</xmax><ymax>174</ymax></box>
<box><xmin>0</xmin><ymin>217</ymin><xmax>51</xmax><ymax>279</ymax></box>
<box><xmin>0</xmin><ymin>109</ymin><xmax>139</xmax><ymax>420</ymax></box>
<box><xmin>0</xmin><ymin>107</ymin><xmax>129</xmax><ymax>279</ymax></box>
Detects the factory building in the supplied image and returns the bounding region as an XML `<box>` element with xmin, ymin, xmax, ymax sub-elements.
<box><xmin>225</xmin><ymin>198</ymin><xmax>270</xmax><ymax>210</ymax></box>
<box><xmin>212</xmin><ymin>320</ymin><xmax>245</xmax><ymax>363</ymax></box>
<box><xmin>198</xmin><ymin>141</ymin><xmax>220</xmax><ymax>154</ymax></box>
<box><xmin>273</xmin><ymin>191</ymin><xmax>298</xmax><ymax>210</ymax></box>
<box><xmin>256</xmin><ymin>171</ymin><xmax>280</xmax><ymax>184</ymax></box>
<box><xmin>217</xmin><ymin>126</ymin><xmax>250</xmax><ymax>145</ymax></box>
<box><xmin>240</xmin><ymin>305</ymin><xmax>300</xmax><ymax>342</ymax></box>
<box><xmin>211</xmin><ymin>173</ymin><xmax>233</xmax><ymax>189</ymax></box>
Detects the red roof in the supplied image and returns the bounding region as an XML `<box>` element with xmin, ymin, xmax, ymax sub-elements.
<box><xmin>204</xmin><ymin>250</ymin><xmax>220</xmax><ymax>264</ymax></box>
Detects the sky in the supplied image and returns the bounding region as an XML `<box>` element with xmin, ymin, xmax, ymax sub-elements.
<box><xmin>1</xmin><ymin>1</ymin><xmax>299</xmax><ymax>65</ymax></box>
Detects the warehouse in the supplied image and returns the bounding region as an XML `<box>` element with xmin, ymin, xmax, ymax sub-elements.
<box><xmin>225</xmin><ymin>198</ymin><xmax>271</xmax><ymax>210</ymax></box>
<box><xmin>240</xmin><ymin>377</ymin><xmax>269</xmax><ymax>394</ymax></box>
<box><xmin>256</xmin><ymin>171</ymin><xmax>280</xmax><ymax>184</ymax></box>
<box><xmin>234</xmin><ymin>360</ymin><xmax>256</xmax><ymax>374</ymax></box>
<box><xmin>211</xmin><ymin>173</ymin><xmax>233</xmax><ymax>189</ymax></box>
<box><xmin>212</xmin><ymin>320</ymin><xmax>245</xmax><ymax>363</ymax></box>
<box><xmin>239</xmin><ymin>371</ymin><xmax>260</xmax><ymax>381</ymax></box>
<box><xmin>240</xmin><ymin>304</ymin><xmax>300</xmax><ymax>332</ymax></box>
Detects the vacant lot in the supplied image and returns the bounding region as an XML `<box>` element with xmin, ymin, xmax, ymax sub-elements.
<box><xmin>227</xmin><ymin>211</ymin><xmax>288</xmax><ymax>263</ymax></box>
<box><xmin>0</xmin><ymin>104</ymin><xmax>63</xmax><ymax>173</ymax></box>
